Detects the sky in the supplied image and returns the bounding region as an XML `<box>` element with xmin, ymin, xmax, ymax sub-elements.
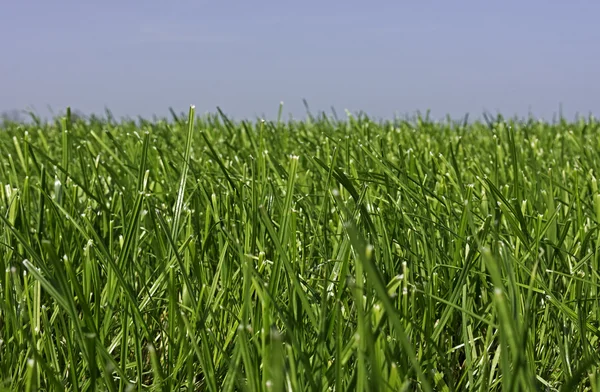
<box><xmin>1</xmin><ymin>0</ymin><xmax>598</xmax><ymax>121</ymax></box>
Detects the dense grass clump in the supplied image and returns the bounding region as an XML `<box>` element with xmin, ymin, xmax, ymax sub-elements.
<box><xmin>1</xmin><ymin>107</ymin><xmax>600</xmax><ymax>391</ymax></box>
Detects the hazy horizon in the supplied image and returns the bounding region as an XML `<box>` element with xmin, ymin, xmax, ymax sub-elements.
<box><xmin>2</xmin><ymin>103</ymin><xmax>596</xmax><ymax>126</ymax></box>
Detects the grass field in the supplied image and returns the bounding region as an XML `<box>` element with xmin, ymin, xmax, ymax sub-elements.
<box><xmin>1</xmin><ymin>106</ymin><xmax>599</xmax><ymax>391</ymax></box>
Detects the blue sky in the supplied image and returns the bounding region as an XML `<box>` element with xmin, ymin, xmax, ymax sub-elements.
<box><xmin>1</xmin><ymin>0</ymin><xmax>598</xmax><ymax>121</ymax></box>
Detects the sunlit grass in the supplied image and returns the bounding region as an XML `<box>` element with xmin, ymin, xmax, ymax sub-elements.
<box><xmin>1</xmin><ymin>106</ymin><xmax>600</xmax><ymax>391</ymax></box>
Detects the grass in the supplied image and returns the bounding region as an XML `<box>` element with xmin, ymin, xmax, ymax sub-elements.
<box><xmin>0</xmin><ymin>105</ymin><xmax>599</xmax><ymax>391</ymax></box>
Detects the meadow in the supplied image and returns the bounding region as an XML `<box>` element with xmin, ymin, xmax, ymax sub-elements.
<box><xmin>1</xmin><ymin>106</ymin><xmax>599</xmax><ymax>391</ymax></box>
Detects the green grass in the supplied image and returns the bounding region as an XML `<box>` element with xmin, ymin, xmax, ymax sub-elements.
<box><xmin>1</xmin><ymin>106</ymin><xmax>600</xmax><ymax>391</ymax></box>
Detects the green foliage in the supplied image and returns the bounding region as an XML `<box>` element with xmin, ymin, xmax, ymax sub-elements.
<box><xmin>1</xmin><ymin>107</ymin><xmax>600</xmax><ymax>391</ymax></box>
